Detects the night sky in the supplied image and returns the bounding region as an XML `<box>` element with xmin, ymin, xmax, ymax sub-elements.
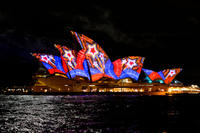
<box><xmin>0</xmin><ymin>1</ymin><xmax>200</xmax><ymax>87</ymax></box>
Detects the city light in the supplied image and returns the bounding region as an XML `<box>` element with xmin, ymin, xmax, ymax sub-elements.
<box><xmin>89</xmin><ymin>85</ymin><xmax>95</xmax><ymax>87</ymax></box>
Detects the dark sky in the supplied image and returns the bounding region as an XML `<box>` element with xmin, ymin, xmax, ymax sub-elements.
<box><xmin>0</xmin><ymin>1</ymin><xmax>200</xmax><ymax>86</ymax></box>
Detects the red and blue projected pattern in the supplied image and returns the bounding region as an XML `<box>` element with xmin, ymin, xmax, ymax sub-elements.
<box><xmin>32</xmin><ymin>53</ymin><xmax>65</xmax><ymax>75</ymax></box>
<box><xmin>142</xmin><ymin>68</ymin><xmax>165</xmax><ymax>81</ymax></box>
<box><xmin>162</xmin><ymin>68</ymin><xmax>182</xmax><ymax>84</ymax></box>
<box><xmin>71</xmin><ymin>31</ymin><xmax>117</xmax><ymax>81</ymax></box>
<box><xmin>142</xmin><ymin>68</ymin><xmax>182</xmax><ymax>84</ymax></box>
<box><xmin>112</xmin><ymin>56</ymin><xmax>145</xmax><ymax>81</ymax></box>
<box><xmin>33</xmin><ymin>31</ymin><xmax>182</xmax><ymax>84</ymax></box>
<box><xmin>54</xmin><ymin>44</ymin><xmax>89</xmax><ymax>79</ymax></box>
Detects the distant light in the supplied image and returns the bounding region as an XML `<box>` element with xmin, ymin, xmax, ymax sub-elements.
<box><xmin>139</xmin><ymin>89</ymin><xmax>144</xmax><ymax>92</ymax></box>
<box><xmin>148</xmin><ymin>88</ymin><xmax>152</xmax><ymax>91</ymax></box>
<box><xmin>64</xmin><ymin>85</ymin><xmax>68</xmax><ymax>86</ymax></box>
<box><xmin>89</xmin><ymin>85</ymin><xmax>95</xmax><ymax>87</ymax></box>
<box><xmin>83</xmin><ymin>89</ymin><xmax>87</xmax><ymax>92</ymax></box>
<box><xmin>191</xmin><ymin>85</ymin><xmax>199</xmax><ymax>88</ymax></box>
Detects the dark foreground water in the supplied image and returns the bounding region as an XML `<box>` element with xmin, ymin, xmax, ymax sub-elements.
<box><xmin>0</xmin><ymin>95</ymin><xmax>200</xmax><ymax>133</ymax></box>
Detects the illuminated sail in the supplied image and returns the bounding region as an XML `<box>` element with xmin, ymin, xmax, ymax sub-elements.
<box><xmin>162</xmin><ymin>68</ymin><xmax>182</xmax><ymax>84</ymax></box>
<box><xmin>71</xmin><ymin>31</ymin><xmax>117</xmax><ymax>81</ymax></box>
<box><xmin>55</xmin><ymin>44</ymin><xmax>89</xmax><ymax>79</ymax></box>
<box><xmin>32</xmin><ymin>53</ymin><xmax>65</xmax><ymax>74</ymax></box>
<box><xmin>142</xmin><ymin>68</ymin><xmax>165</xmax><ymax>83</ymax></box>
<box><xmin>142</xmin><ymin>68</ymin><xmax>182</xmax><ymax>84</ymax></box>
<box><xmin>113</xmin><ymin>56</ymin><xmax>145</xmax><ymax>81</ymax></box>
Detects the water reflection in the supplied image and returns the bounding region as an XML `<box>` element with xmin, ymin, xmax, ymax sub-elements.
<box><xmin>0</xmin><ymin>95</ymin><xmax>200</xmax><ymax>132</ymax></box>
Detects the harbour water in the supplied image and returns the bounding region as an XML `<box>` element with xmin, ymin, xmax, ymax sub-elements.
<box><xmin>0</xmin><ymin>94</ymin><xmax>200</xmax><ymax>133</ymax></box>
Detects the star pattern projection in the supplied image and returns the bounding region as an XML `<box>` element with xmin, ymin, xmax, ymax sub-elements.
<box><xmin>63</xmin><ymin>50</ymin><xmax>75</xmax><ymax>61</ymax></box>
<box><xmin>122</xmin><ymin>59</ymin><xmax>127</xmax><ymax>65</ymax></box>
<box><xmin>99</xmin><ymin>52</ymin><xmax>104</xmax><ymax>60</ymax></box>
<box><xmin>41</xmin><ymin>55</ymin><xmax>52</xmax><ymax>63</ymax></box>
<box><xmin>86</xmin><ymin>43</ymin><xmax>99</xmax><ymax>59</ymax></box>
<box><xmin>93</xmin><ymin>61</ymin><xmax>98</xmax><ymax>68</ymax></box>
<box><xmin>126</xmin><ymin>59</ymin><xmax>137</xmax><ymax>69</ymax></box>
<box><xmin>67</xmin><ymin>61</ymin><xmax>74</xmax><ymax>68</ymax></box>
<box><xmin>168</xmin><ymin>69</ymin><xmax>176</xmax><ymax>77</ymax></box>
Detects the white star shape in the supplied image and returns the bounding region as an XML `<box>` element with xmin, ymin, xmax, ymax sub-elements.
<box><xmin>86</xmin><ymin>44</ymin><xmax>99</xmax><ymax>59</ymax></box>
<box><xmin>168</xmin><ymin>70</ymin><xmax>176</xmax><ymax>77</ymax></box>
<box><xmin>63</xmin><ymin>50</ymin><xmax>74</xmax><ymax>61</ymax></box>
<box><xmin>126</xmin><ymin>59</ymin><xmax>137</xmax><ymax>68</ymax></box>
<box><xmin>93</xmin><ymin>61</ymin><xmax>98</xmax><ymax>67</ymax></box>
<box><xmin>99</xmin><ymin>52</ymin><xmax>104</xmax><ymax>60</ymax></box>
<box><xmin>41</xmin><ymin>55</ymin><xmax>50</xmax><ymax>63</ymax></box>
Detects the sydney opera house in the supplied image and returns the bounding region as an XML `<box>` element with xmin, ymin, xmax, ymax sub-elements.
<box><xmin>30</xmin><ymin>31</ymin><xmax>187</xmax><ymax>95</ymax></box>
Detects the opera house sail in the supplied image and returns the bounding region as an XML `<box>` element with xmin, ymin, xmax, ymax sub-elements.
<box><xmin>31</xmin><ymin>31</ymin><xmax>183</xmax><ymax>93</ymax></box>
<box><xmin>142</xmin><ymin>68</ymin><xmax>182</xmax><ymax>84</ymax></box>
<box><xmin>161</xmin><ymin>68</ymin><xmax>182</xmax><ymax>84</ymax></box>
<box><xmin>32</xmin><ymin>53</ymin><xmax>65</xmax><ymax>75</ymax></box>
<box><xmin>112</xmin><ymin>56</ymin><xmax>145</xmax><ymax>81</ymax></box>
<box><xmin>54</xmin><ymin>44</ymin><xmax>89</xmax><ymax>79</ymax></box>
<box><xmin>71</xmin><ymin>31</ymin><xmax>120</xmax><ymax>81</ymax></box>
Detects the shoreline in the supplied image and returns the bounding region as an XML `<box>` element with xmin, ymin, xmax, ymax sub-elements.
<box><xmin>1</xmin><ymin>92</ymin><xmax>200</xmax><ymax>96</ymax></box>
